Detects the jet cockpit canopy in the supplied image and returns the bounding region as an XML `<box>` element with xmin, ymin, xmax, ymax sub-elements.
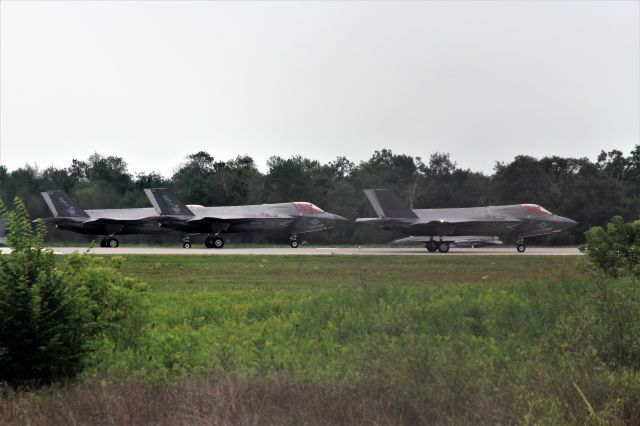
<box><xmin>293</xmin><ymin>202</ymin><xmax>324</xmax><ymax>214</ymax></box>
<box><xmin>520</xmin><ymin>204</ymin><xmax>552</xmax><ymax>217</ymax></box>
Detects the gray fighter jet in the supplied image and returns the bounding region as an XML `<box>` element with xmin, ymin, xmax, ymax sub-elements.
<box><xmin>143</xmin><ymin>188</ymin><xmax>348</xmax><ymax>248</ymax></box>
<box><xmin>40</xmin><ymin>190</ymin><xmax>168</xmax><ymax>247</ymax></box>
<box><xmin>356</xmin><ymin>189</ymin><xmax>577</xmax><ymax>253</ymax></box>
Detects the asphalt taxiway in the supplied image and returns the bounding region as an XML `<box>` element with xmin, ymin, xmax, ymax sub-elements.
<box><xmin>3</xmin><ymin>246</ymin><xmax>582</xmax><ymax>256</ymax></box>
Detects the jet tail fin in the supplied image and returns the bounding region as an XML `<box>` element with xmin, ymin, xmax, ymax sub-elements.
<box><xmin>144</xmin><ymin>188</ymin><xmax>195</xmax><ymax>216</ymax></box>
<box><xmin>363</xmin><ymin>189</ymin><xmax>418</xmax><ymax>219</ymax></box>
<box><xmin>41</xmin><ymin>190</ymin><xmax>90</xmax><ymax>218</ymax></box>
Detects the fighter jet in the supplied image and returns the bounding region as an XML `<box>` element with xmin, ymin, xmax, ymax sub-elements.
<box><xmin>143</xmin><ymin>188</ymin><xmax>348</xmax><ymax>248</ymax></box>
<box><xmin>356</xmin><ymin>189</ymin><xmax>577</xmax><ymax>253</ymax></box>
<box><xmin>40</xmin><ymin>190</ymin><xmax>168</xmax><ymax>247</ymax></box>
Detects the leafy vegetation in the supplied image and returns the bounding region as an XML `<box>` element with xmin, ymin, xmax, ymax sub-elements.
<box><xmin>1</xmin><ymin>146</ymin><xmax>639</xmax><ymax>245</ymax></box>
<box><xmin>4</xmin><ymin>251</ymin><xmax>638</xmax><ymax>424</ymax></box>
<box><xmin>0</xmin><ymin>199</ymin><xmax>148</xmax><ymax>387</ymax></box>
<box><xmin>581</xmin><ymin>215</ymin><xmax>640</xmax><ymax>277</ymax></box>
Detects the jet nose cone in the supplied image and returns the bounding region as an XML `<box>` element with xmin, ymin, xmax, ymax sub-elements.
<box><xmin>332</xmin><ymin>214</ymin><xmax>349</xmax><ymax>222</ymax></box>
<box><xmin>558</xmin><ymin>216</ymin><xmax>578</xmax><ymax>228</ymax></box>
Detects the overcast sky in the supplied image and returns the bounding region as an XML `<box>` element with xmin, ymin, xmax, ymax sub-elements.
<box><xmin>1</xmin><ymin>0</ymin><xmax>638</xmax><ymax>176</ymax></box>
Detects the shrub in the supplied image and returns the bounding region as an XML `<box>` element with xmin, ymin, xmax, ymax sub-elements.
<box><xmin>580</xmin><ymin>216</ymin><xmax>640</xmax><ymax>277</ymax></box>
<box><xmin>577</xmin><ymin>216</ymin><xmax>640</xmax><ymax>370</ymax></box>
<box><xmin>0</xmin><ymin>197</ymin><xmax>148</xmax><ymax>387</ymax></box>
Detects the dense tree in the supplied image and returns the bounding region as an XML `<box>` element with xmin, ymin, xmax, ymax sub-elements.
<box><xmin>171</xmin><ymin>151</ymin><xmax>216</xmax><ymax>204</ymax></box>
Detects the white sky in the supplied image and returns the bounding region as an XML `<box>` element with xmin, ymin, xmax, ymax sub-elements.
<box><xmin>1</xmin><ymin>0</ymin><xmax>638</xmax><ymax>176</ymax></box>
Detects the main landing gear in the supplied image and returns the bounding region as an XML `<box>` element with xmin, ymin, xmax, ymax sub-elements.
<box><xmin>99</xmin><ymin>237</ymin><xmax>119</xmax><ymax>248</ymax></box>
<box><xmin>425</xmin><ymin>240</ymin><xmax>450</xmax><ymax>253</ymax></box>
<box><xmin>204</xmin><ymin>235</ymin><xmax>225</xmax><ymax>249</ymax></box>
<box><xmin>180</xmin><ymin>234</ymin><xmax>225</xmax><ymax>249</ymax></box>
<box><xmin>289</xmin><ymin>235</ymin><xmax>299</xmax><ymax>248</ymax></box>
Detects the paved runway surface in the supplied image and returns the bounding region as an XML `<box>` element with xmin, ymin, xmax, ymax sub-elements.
<box><xmin>3</xmin><ymin>246</ymin><xmax>582</xmax><ymax>256</ymax></box>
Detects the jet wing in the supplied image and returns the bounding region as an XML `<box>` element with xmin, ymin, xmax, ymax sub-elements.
<box><xmin>156</xmin><ymin>215</ymin><xmax>295</xmax><ymax>234</ymax></box>
<box><xmin>355</xmin><ymin>218</ymin><xmax>416</xmax><ymax>226</ymax></box>
<box><xmin>358</xmin><ymin>218</ymin><xmax>522</xmax><ymax>234</ymax></box>
<box><xmin>182</xmin><ymin>215</ymin><xmax>294</xmax><ymax>225</ymax></box>
<box><xmin>393</xmin><ymin>235</ymin><xmax>504</xmax><ymax>246</ymax></box>
<box><xmin>41</xmin><ymin>216</ymin><xmax>166</xmax><ymax>226</ymax></box>
<box><xmin>408</xmin><ymin>220</ymin><xmax>522</xmax><ymax>234</ymax></box>
<box><xmin>82</xmin><ymin>216</ymin><xmax>166</xmax><ymax>226</ymax></box>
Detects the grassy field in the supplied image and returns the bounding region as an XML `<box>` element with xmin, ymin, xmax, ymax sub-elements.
<box><xmin>2</xmin><ymin>255</ymin><xmax>640</xmax><ymax>425</ymax></box>
<box><xmin>113</xmin><ymin>254</ymin><xmax>584</xmax><ymax>290</ymax></box>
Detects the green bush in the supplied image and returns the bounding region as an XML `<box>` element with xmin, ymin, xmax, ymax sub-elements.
<box><xmin>0</xmin><ymin>198</ymin><xmax>148</xmax><ymax>387</ymax></box>
<box><xmin>577</xmin><ymin>216</ymin><xmax>640</xmax><ymax>371</ymax></box>
<box><xmin>581</xmin><ymin>216</ymin><xmax>640</xmax><ymax>277</ymax></box>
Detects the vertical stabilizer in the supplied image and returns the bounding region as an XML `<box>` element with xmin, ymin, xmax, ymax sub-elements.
<box><xmin>363</xmin><ymin>189</ymin><xmax>418</xmax><ymax>219</ymax></box>
<box><xmin>41</xmin><ymin>190</ymin><xmax>89</xmax><ymax>218</ymax></box>
<box><xmin>144</xmin><ymin>188</ymin><xmax>195</xmax><ymax>216</ymax></box>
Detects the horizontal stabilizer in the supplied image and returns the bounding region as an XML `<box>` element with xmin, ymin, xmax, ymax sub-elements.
<box><xmin>41</xmin><ymin>190</ymin><xmax>89</xmax><ymax>218</ymax></box>
<box><xmin>363</xmin><ymin>189</ymin><xmax>417</xmax><ymax>219</ymax></box>
<box><xmin>144</xmin><ymin>188</ymin><xmax>195</xmax><ymax>217</ymax></box>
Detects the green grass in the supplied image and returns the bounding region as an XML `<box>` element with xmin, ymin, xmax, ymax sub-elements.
<box><xmin>109</xmin><ymin>254</ymin><xmax>585</xmax><ymax>291</ymax></box>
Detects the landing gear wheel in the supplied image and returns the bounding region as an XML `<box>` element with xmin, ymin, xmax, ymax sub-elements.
<box><xmin>437</xmin><ymin>242</ymin><xmax>450</xmax><ymax>253</ymax></box>
<box><xmin>204</xmin><ymin>237</ymin><xmax>214</xmax><ymax>248</ymax></box>
<box><xmin>213</xmin><ymin>237</ymin><xmax>224</xmax><ymax>249</ymax></box>
<box><xmin>108</xmin><ymin>238</ymin><xmax>119</xmax><ymax>248</ymax></box>
<box><xmin>425</xmin><ymin>241</ymin><xmax>438</xmax><ymax>252</ymax></box>
<box><xmin>100</xmin><ymin>238</ymin><xmax>107</xmax><ymax>248</ymax></box>
<box><xmin>290</xmin><ymin>240</ymin><xmax>299</xmax><ymax>248</ymax></box>
<box><xmin>183</xmin><ymin>241</ymin><xmax>192</xmax><ymax>249</ymax></box>
<box><xmin>517</xmin><ymin>243</ymin><xmax>526</xmax><ymax>253</ymax></box>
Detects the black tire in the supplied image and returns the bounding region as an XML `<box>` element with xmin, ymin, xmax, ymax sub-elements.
<box><xmin>100</xmin><ymin>238</ymin><xmax>107</xmax><ymax>248</ymax></box>
<box><xmin>183</xmin><ymin>241</ymin><xmax>192</xmax><ymax>249</ymax></box>
<box><xmin>204</xmin><ymin>237</ymin><xmax>214</xmax><ymax>248</ymax></box>
<box><xmin>213</xmin><ymin>237</ymin><xmax>224</xmax><ymax>249</ymax></box>
<box><xmin>108</xmin><ymin>238</ymin><xmax>119</xmax><ymax>248</ymax></box>
<box><xmin>437</xmin><ymin>242</ymin><xmax>450</xmax><ymax>253</ymax></box>
<box><xmin>290</xmin><ymin>240</ymin><xmax>299</xmax><ymax>248</ymax></box>
<box><xmin>426</xmin><ymin>242</ymin><xmax>438</xmax><ymax>252</ymax></box>
<box><xmin>517</xmin><ymin>244</ymin><xmax>526</xmax><ymax>253</ymax></box>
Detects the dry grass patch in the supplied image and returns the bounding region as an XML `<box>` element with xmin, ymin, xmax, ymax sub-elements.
<box><xmin>1</xmin><ymin>374</ymin><xmax>410</xmax><ymax>426</ymax></box>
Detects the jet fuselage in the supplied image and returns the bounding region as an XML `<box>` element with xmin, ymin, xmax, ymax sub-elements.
<box><xmin>378</xmin><ymin>205</ymin><xmax>577</xmax><ymax>240</ymax></box>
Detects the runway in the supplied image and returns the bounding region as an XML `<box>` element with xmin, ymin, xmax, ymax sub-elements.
<box><xmin>2</xmin><ymin>246</ymin><xmax>582</xmax><ymax>256</ymax></box>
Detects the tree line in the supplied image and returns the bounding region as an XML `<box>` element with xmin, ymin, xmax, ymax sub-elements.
<box><xmin>1</xmin><ymin>147</ymin><xmax>639</xmax><ymax>245</ymax></box>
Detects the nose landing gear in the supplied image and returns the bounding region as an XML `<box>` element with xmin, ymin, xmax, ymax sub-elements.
<box><xmin>516</xmin><ymin>239</ymin><xmax>526</xmax><ymax>253</ymax></box>
<box><xmin>289</xmin><ymin>235</ymin><xmax>299</xmax><ymax>248</ymax></box>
